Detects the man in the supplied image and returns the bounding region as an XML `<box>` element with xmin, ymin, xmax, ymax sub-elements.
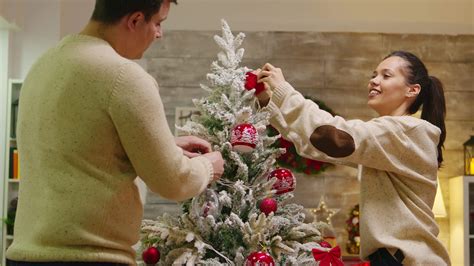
<box><xmin>6</xmin><ymin>1</ymin><xmax>224</xmax><ymax>265</ymax></box>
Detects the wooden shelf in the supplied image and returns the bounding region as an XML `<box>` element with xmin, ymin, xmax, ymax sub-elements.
<box><xmin>2</xmin><ymin>51</ymin><xmax>23</xmax><ymax>266</ymax></box>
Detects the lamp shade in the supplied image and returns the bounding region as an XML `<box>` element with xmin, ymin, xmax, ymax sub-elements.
<box><xmin>433</xmin><ymin>180</ymin><xmax>447</xmax><ymax>218</ymax></box>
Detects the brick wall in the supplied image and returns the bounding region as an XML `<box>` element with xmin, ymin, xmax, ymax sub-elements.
<box><xmin>142</xmin><ymin>30</ymin><xmax>474</xmax><ymax>254</ymax></box>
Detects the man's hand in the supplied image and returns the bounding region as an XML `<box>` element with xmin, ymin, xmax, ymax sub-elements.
<box><xmin>175</xmin><ymin>136</ymin><xmax>212</xmax><ymax>158</ymax></box>
<box><xmin>202</xmin><ymin>151</ymin><xmax>224</xmax><ymax>181</ymax></box>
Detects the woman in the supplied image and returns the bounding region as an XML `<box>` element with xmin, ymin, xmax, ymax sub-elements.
<box><xmin>255</xmin><ymin>51</ymin><xmax>450</xmax><ymax>265</ymax></box>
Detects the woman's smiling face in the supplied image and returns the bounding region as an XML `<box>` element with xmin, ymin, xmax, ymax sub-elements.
<box><xmin>367</xmin><ymin>56</ymin><xmax>417</xmax><ymax>116</ymax></box>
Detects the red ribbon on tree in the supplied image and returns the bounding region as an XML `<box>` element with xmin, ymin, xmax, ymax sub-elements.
<box><xmin>312</xmin><ymin>246</ymin><xmax>344</xmax><ymax>266</ymax></box>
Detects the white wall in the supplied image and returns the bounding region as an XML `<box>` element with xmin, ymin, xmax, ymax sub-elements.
<box><xmin>3</xmin><ymin>0</ymin><xmax>60</xmax><ymax>79</ymax></box>
<box><xmin>59</xmin><ymin>0</ymin><xmax>94</xmax><ymax>38</ymax></box>
<box><xmin>58</xmin><ymin>0</ymin><xmax>474</xmax><ymax>35</ymax></box>
<box><xmin>166</xmin><ymin>0</ymin><xmax>473</xmax><ymax>34</ymax></box>
<box><xmin>1</xmin><ymin>0</ymin><xmax>472</xmax><ymax>78</ymax></box>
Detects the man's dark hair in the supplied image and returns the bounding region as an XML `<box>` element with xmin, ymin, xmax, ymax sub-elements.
<box><xmin>91</xmin><ymin>0</ymin><xmax>177</xmax><ymax>24</ymax></box>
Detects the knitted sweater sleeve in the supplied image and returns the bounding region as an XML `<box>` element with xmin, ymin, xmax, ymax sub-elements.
<box><xmin>263</xmin><ymin>82</ymin><xmax>440</xmax><ymax>180</ymax></box>
<box><xmin>108</xmin><ymin>63</ymin><xmax>213</xmax><ymax>201</ymax></box>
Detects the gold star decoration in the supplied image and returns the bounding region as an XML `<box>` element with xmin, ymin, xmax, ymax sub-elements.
<box><xmin>309</xmin><ymin>196</ymin><xmax>339</xmax><ymax>225</ymax></box>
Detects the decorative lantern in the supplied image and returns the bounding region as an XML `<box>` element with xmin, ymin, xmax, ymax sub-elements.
<box><xmin>465</xmin><ymin>136</ymin><xmax>474</xmax><ymax>176</ymax></box>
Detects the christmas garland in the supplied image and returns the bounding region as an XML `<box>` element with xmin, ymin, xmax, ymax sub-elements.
<box><xmin>269</xmin><ymin>96</ymin><xmax>337</xmax><ymax>175</ymax></box>
<box><xmin>345</xmin><ymin>204</ymin><xmax>360</xmax><ymax>254</ymax></box>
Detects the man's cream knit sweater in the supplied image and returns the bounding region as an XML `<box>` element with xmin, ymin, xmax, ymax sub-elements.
<box><xmin>263</xmin><ymin>82</ymin><xmax>450</xmax><ymax>265</ymax></box>
<box><xmin>6</xmin><ymin>35</ymin><xmax>213</xmax><ymax>265</ymax></box>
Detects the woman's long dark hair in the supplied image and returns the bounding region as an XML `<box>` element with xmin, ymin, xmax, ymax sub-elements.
<box><xmin>385</xmin><ymin>51</ymin><xmax>446</xmax><ymax>168</ymax></box>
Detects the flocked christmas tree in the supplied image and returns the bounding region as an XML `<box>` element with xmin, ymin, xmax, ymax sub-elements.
<box><xmin>140</xmin><ymin>20</ymin><xmax>339</xmax><ymax>265</ymax></box>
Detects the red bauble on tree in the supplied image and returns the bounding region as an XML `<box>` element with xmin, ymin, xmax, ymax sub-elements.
<box><xmin>245</xmin><ymin>251</ymin><xmax>275</xmax><ymax>266</ymax></box>
<box><xmin>231</xmin><ymin>123</ymin><xmax>258</xmax><ymax>153</ymax></box>
<box><xmin>245</xmin><ymin>71</ymin><xmax>266</xmax><ymax>95</ymax></box>
<box><xmin>267</xmin><ymin>168</ymin><xmax>296</xmax><ymax>195</ymax></box>
<box><xmin>142</xmin><ymin>246</ymin><xmax>160</xmax><ymax>265</ymax></box>
<box><xmin>319</xmin><ymin>240</ymin><xmax>332</xmax><ymax>248</ymax></box>
<box><xmin>259</xmin><ymin>198</ymin><xmax>278</xmax><ymax>215</ymax></box>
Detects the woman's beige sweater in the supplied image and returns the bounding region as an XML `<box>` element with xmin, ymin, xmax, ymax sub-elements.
<box><xmin>263</xmin><ymin>82</ymin><xmax>450</xmax><ymax>265</ymax></box>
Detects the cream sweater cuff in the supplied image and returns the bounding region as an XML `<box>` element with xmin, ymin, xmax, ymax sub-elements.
<box><xmin>194</xmin><ymin>156</ymin><xmax>214</xmax><ymax>190</ymax></box>
<box><xmin>260</xmin><ymin>81</ymin><xmax>295</xmax><ymax>117</ymax></box>
<box><xmin>272</xmin><ymin>82</ymin><xmax>295</xmax><ymax>107</ymax></box>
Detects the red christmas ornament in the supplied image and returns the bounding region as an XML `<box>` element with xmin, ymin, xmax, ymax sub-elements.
<box><xmin>319</xmin><ymin>240</ymin><xmax>332</xmax><ymax>248</ymax></box>
<box><xmin>142</xmin><ymin>246</ymin><xmax>160</xmax><ymax>265</ymax></box>
<box><xmin>231</xmin><ymin>123</ymin><xmax>258</xmax><ymax>153</ymax></box>
<box><xmin>259</xmin><ymin>198</ymin><xmax>278</xmax><ymax>215</ymax></box>
<box><xmin>267</xmin><ymin>168</ymin><xmax>296</xmax><ymax>194</ymax></box>
<box><xmin>245</xmin><ymin>71</ymin><xmax>266</xmax><ymax>95</ymax></box>
<box><xmin>245</xmin><ymin>251</ymin><xmax>275</xmax><ymax>266</ymax></box>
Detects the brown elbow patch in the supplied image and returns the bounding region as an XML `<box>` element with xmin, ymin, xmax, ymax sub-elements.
<box><xmin>310</xmin><ymin>125</ymin><xmax>355</xmax><ymax>157</ymax></box>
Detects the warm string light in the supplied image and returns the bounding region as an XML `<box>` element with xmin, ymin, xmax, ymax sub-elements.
<box><xmin>308</xmin><ymin>196</ymin><xmax>339</xmax><ymax>225</ymax></box>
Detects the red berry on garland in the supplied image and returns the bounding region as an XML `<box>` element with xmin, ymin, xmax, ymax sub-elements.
<box><xmin>267</xmin><ymin>168</ymin><xmax>296</xmax><ymax>195</ymax></box>
<box><xmin>142</xmin><ymin>246</ymin><xmax>160</xmax><ymax>265</ymax></box>
<box><xmin>231</xmin><ymin>123</ymin><xmax>258</xmax><ymax>153</ymax></box>
<box><xmin>245</xmin><ymin>251</ymin><xmax>275</xmax><ymax>266</ymax></box>
<box><xmin>245</xmin><ymin>71</ymin><xmax>266</xmax><ymax>95</ymax></box>
<box><xmin>259</xmin><ymin>198</ymin><xmax>278</xmax><ymax>215</ymax></box>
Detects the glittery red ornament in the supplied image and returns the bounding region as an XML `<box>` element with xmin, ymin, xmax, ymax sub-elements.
<box><xmin>259</xmin><ymin>198</ymin><xmax>278</xmax><ymax>215</ymax></box>
<box><xmin>142</xmin><ymin>246</ymin><xmax>160</xmax><ymax>265</ymax></box>
<box><xmin>231</xmin><ymin>123</ymin><xmax>258</xmax><ymax>153</ymax></box>
<box><xmin>245</xmin><ymin>251</ymin><xmax>275</xmax><ymax>266</ymax></box>
<box><xmin>245</xmin><ymin>71</ymin><xmax>266</xmax><ymax>95</ymax></box>
<box><xmin>268</xmin><ymin>168</ymin><xmax>295</xmax><ymax>195</ymax></box>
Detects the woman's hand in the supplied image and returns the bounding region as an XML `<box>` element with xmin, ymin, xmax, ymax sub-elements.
<box><xmin>249</xmin><ymin>68</ymin><xmax>272</xmax><ymax>107</ymax></box>
<box><xmin>258</xmin><ymin>63</ymin><xmax>286</xmax><ymax>90</ymax></box>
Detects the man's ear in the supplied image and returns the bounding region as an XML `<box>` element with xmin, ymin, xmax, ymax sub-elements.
<box><xmin>407</xmin><ymin>84</ymin><xmax>421</xmax><ymax>98</ymax></box>
<box><xmin>125</xmin><ymin>12</ymin><xmax>145</xmax><ymax>31</ymax></box>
